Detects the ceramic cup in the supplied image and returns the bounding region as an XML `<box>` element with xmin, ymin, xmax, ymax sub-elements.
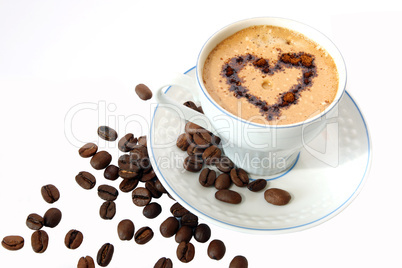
<box><xmin>155</xmin><ymin>17</ymin><xmax>347</xmax><ymax>176</ymax></box>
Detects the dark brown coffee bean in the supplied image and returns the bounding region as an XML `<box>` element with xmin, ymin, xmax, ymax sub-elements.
<box><xmin>97</xmin><ymin>243</ymin><xmax>114</xmax><ymax>267</ymax></box>
<box><xmin>135</xmin><ymin>83</ymin><xmax>152</xmax><ymax>100</ymax></box>
<box><xmin>141</xmin><ymin>169</ymin><xmax>156</xmax><ymax>182</ymax></box>
<box><xmin>43</xmin><ymin>208</ymin><xmax>62</xmax><ymax>228</ymax></box>
<box><xmin>215</xmin><ymin>189</ymin><xmax>242</xmax><ymax>204</ymax></box>
<box><xmin>230</xmin><ymin>168</ymin><xmax>249</xmax><ymax>187</ymax></box>
<box><xmin>76</xmin><ymin>171</ymin><xmax>96</xmax><ymax>190</ymax></box>
<box><xmin>154</xmin><ymin>179</ymin><xmax>167</xmax><ymax>193</ymax></box>
<box><xmin>137</xmin><ymin>135</ymin><xmax>147</xmax><ymax>147</ymax></box>
<box><xmin>176</xmin><ymin>133</ymin><xmax>192</xmax><ymax>151</ymax></box>
<box><xmin>160</xmin><ymin>217</ymin><xmax>180</xmax><ymax>238</ymax></box>
<box><xmin>119</xmin><ymin>178</ymin><xmax>139</xmax><ymax>193</ymax></box>
<box><xmin>118</xmin><ymin>133</ymin><xmax>138</xmax><ymax>152</ymax></box>
<box><xmin>132</xmin><ymin>187</ymin><xmax>152</xmax><ymax>206</ymax></box>
<box><xmin>118</xmin><ymin>154</ymin><xmax>141</xmax><ymax>172</ymax></box>
<box><xmin>214</xmin><ymin>173</ymin><xmax>232</xmax><ymax>190</ymax></box>
<box><xmin>130</xmin><ymin>144</ymin><xmax>148</xmax><ymax>160</ymax></box>
<box><xmin>117</xmin><ymin>219</ymin><xmax>135</xmax><ymax>241</ymax></box>
<box><xmin>247</xmin><ymin>179</ymin><xmax>267</xmax><ymax>192</ymax></box>
<box><xmin>154</xmin><ymin>257</ymin><xmax>173</xmax><ymax>268</ymax></box>
<box><xmin>197</xmin><ymin>106</ymin><xmax>204</xmax><ymax>114</ymax></box>
<box><xmin>26</xmin><ymin>213</ymin><xmax>44</xmax><ymax>230</ymax></box>
<box><xmin>118</xmin><ymin>169</ymin><xmax>140</xmax><ymax>180</ymax></box>
<box><xmin>145</xmin><ymin>181</ymin><xmax>163</xmax><ymax>198</ymax></box>
<box><xmin>78</xmin><ymin>142</ymin><xmax>98</xmax><ymax>158</ymax></box>
<box><xmin>202</xmin><ymin>145</ymin><xmax>222</xmax><ymax>165</ymax></box>
<box><xmin>134</xmin><ymin>226</ymin><xmax>154</xmax><ymax>244</ymax></box>
<box><xmin>181</xmin><ymin>213</ymin><xmax>198</xmax><ymax>228</ymax></box>
<box><xmin>175</xmin><ymin>225</ymin><xmax>193</xmax><ymax>243</ymax></box>
<box><xmin>170</xmin><ymin>202</ymin><xmax>189</xmax><ymax>217</ymax></box>
<box><xmin>90</xmin><ymin>151</ymin><xmax>112</xmax><ymax>170</ymax></box>
<box><xmin>104</xmin><ymin>165</ymin><xmax>120</xmax><ymax>181</ymax></box>
<box><xmin>143</xmin><ymin>202</ymin><xmax>162</xmax><ymax>219</ymax></box>
<box><xmin>41</xmin><ymin>184</ymin><xmax>60</xmax><ymax>203</ymax></box>
<box><xmin>31</xmin><ymin>230</ymin><xmax>48</xmax><ymax>253</ymax></box>
<box><xmin>99</xmin><ymin>201</ymin><xmax>116</xmax><ymax>220</ymax></box>
<box><xmin>230</xmin><ymin>255</ymin><xmax>248</xmax><ymax>268</ymax></box>
<box><xmin>185</xmin><ymin>122</ymin><xmax>203</xmax><ymax>135</ymax></box>
<box><xmin>176</xmin><ymin>241</ymin><xmax>195</xmax><ymax>263</ymax></box>
<box><xmin>98</xmin><ymin>185</ymin><xmax>119</xmax><ymax>201</ymax></box>
<box><xmin>199</xmin><ymin>168</ymin><xmax>216</xmax><ymax>187</ymax></box>
<box><xmin>208</xmin><ymin>239</ymin><xmax>226</xmax><ymax>260</ymax></box>
<box><xmin>65</xmin><ymin>229</ymin><xmax>83</xmax><ymax>249</ymax></box>
<box><xmin>78</xmin><ymin>256</ymin><xmax>95</xmax><ymax>268</ymax></box>
<box><xmin>183</xmin><ymin>155</ymin><xmax>203</xmax><ymax>172</ymax></box>
<box><xmin>193</xmin><ymin>131</ymin><xmax>212</xmax><ymax>147</ymax></box>
<box><xmin>216</xmin><ymin>156</ymin><xmax>234</xmax><ymax>173</ymax></box>
<box><xmin>264</xmin><ymin>188</ymin><xmax>291</xmax><ymax>205</ymax></box>
<box><xmin>186</xmin><ymin>143</ymin><xmax>205</xmax><ymax>156</ymax></box>
<box><xmin>2</xmin><ymin>236</ymin><xmax>24</xmax><ymax>251</ymax></box>
<box><xmin>194</xmin><ymin>223</ymin><xmax>211</xmax><ymax>243</ymax></box>
<box><xmin>183</xmin><ymin>100</ymin><xmax>198</xmax><ymax>111</ymax></box>
<box><xmin>97</xmin><ymin>126</ymin><xmax>118</xmax><ymax>141</ymax></box>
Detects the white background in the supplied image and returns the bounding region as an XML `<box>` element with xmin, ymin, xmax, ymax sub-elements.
<box><xmin>0</xmin><ymin>0</ymin><xmax>400</xmax><ymax>267</ymax></box>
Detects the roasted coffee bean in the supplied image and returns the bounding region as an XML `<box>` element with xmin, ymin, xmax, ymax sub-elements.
<box><xmin>264</xmin><ymin>188</ymin><xmax>291</xmax><ymax>205</ymax></box>
<box><xmin>199</xmin><ymin>168</ymin><xmax>216</xmax><ymax>187</ymax></box>
<box><xmin>181</xmin><ymin>213</ymin><xmax>198</xmax><ymax>228</ymax></box>
<box><xmin>31</xmin><ymin>230</ymin><xmax>48</xmax><ymax>253</ymax></box>
<box><xmin>143</xmin><ymin>202</ymin><xmax>162</xmax><ymax>219</ymax></box>
<box><xmin>176</xmin><ymin>133</ymin><xmax>192</xmax><ymax>151</ymax></box>
<box><xmin>118</xmin><ymin>169</ymin><xmax>140</xmax><ymax>180</ymax></box>
<box><xmin>215</xmin><ymin>189</ymin><xmax>242</xmax><ymax>204</ymax></box>
<box><xmin>97</xmin><ymin>243</ymin><xmax>114</xmax><ymax>267</ymax></box>
<box><xmin>97</xmin><ymin>126</ymin><xmax>118</xmax><ymax>141</ymax></box>
<box><xmin>2</xmin><ymin>236</ymin><xmax>24</xmax><ymax>251</ymax></box>
<box><xmin>154</xmin><ymin>257</ymin><xmax>173</xmax><ymax>268</ymax></box>
<box><xmin>170</xmin><ymin>202</ymin><xmax>188</xmax><ymax>217</ymax></box>
<box><xmin>99</xmin><ymin>201</ymin><xmax>116</xmax><ymax>220</ymax></box>
<box><xmin>154</xmin><ymin>179</ymin><xmax>166</xmax><ymax>193</ymax></box>
<box><xmin>247</xmin><ymin>179</ymin><xmax>267</xmax><ymax>192</ymax></box>
<box><xmin>135</xmin><ymin>83</ymin><xmax>153</xmax><ymax>100</ymax></box>
<box><xmin>145</xmin><ymin>181</ymin><xmax>163</xmax><ymax>198</ymax></box>
<box><xmin>160</xmin><ymin>217</ymin><xmax>180</xmax><ymax>238</ymax></box>
<box><xmin>90</xmin><ymin>151</ymin><xmax>112</xmax><ymax>170</ymax></box>
<box><xmin>183</xmin><ymin>155</ymin><xmax>203</xmax><ymax>172</ymax></box>
<box><xmin>119</xmin><ymin>178</ymin><xmax>139</xmax><ymax>193</ymax></box>
<box><xmin>176</xmin><ymin>241</ymin><xmax>195</xmax><ymax>263</ymax></box>
<box><xmin>141</xmin><ymin>169</ymin><xmax>156</xmax><ymax>182</ymax></box>
<box><xmin>134</xmin><ymin>227</ymin><xmax>154</xmax><ymax>244</ymax></box>
<box><xmin>77</xmin><ymin>256</ymin><xmax>95</xmax><ymax>268</ymax></box>
<box><xmin>137</xmin><ymin>135</ymin><xmax>147</xmax><ymax>147</ymax></box>
<box><xmin>208</xmin><ymin>239</ymin><xmax>226</xmax><ymax>260</ymax></box>
<box><xmin>41</xmin><ymin>184</ymin><xmax>60</xmax><ymax>203</ymax></box>
<box><xmin>214</xmin><ymin>173</ymin><xmax>232</xmax><ymax>190</ymax></box>
<box><xmin>132</xmin><ymin>187</ymin><xmax>152</xmax><ymax>206</ymax></box>
<box><xmin>185</xmin><ymin>122</ymin><xmax>203</xmax><ymax>135</ymax></box>
<box><xmin>118</xmin><ymin>133</ymin><xmax>138</xmax><ymax>152</ymax></box>
<box><xmin>193</xmin><ymin>131</ymin><xmax>212</xmax><ymax>147</ymax></box>
<box><xmin>186</xmin><ymin>143</ymin><xmax>205</xmax><ymax>156</ymax></box>
<box><xmin>98</xmin><ymin>185</ymin><xmax>118</xmax><ymax>201</ymax></box>
<box><xmin>175</xmin><ymin>225</ymin><xmax>193</xmax><ymax>243</ymax></box>
<box><xmin>117</xmin><ymin>219</ymin><xmax>135</xmax><ymax>241</ymax></box>
<box><xmin>194</xmin><ymin>223</ymin><xmax>211</xmax><ymax>243</ymax></box>
<box><xmin>43</xmin><ymin>208</ymin><xmax>62</xmax><ymax>228</ymax></box>
<box><xmin>216</xmin><ymin>156</ymin><xmax>234</xmax><ymax>173</ymax></box>
<box><xmin>183</xmin><ymin>100</ymin><xmax>198</xmax><ymax>111</ymax></box>
<box><xmin>26</xmin><ymin>213</ymin><xmax>44</xmax><ymax>230</ymax></box>
<box><xmin>130</xmin><ymin>144</ymin><xmax>148</xmax><ymax>160</ymax></box>
<box><xmin>230</xmin><ymin>168</ymin><xmax>249</xmax><ymax>187</ymax></box>
<box><xmin>76</xmin><ymin>171</ymin><xmax>96</xmax><ymax>190</ymax></box>
<box><xmin>230</xmin><ymin>255</ymin><xmax>248</xmax><ymax>268</ymax></box>
<box><xmin>118</xmin><ymin>154</ymin><xmax>140</xmax><ymax>172</ymax></box>
<box><xmin>104</xmin><ymin>165</ymin><xmax>120</xmax><ymax>181</ymax></box>
<box><xmin>197</xmin><ymin>106</ymin><xmax>204</xmax><ymax>114</ymax></box>
<box><xmin>78</xmin><ymin>142</ymin><xmax>98</xmax><ymax>158</ymax></box>
<box><xmin>65</xmin><ymin>229</ymin><xmax>83</xmax><ymax>249</ymax></box>
<box><xmin>202</xmin><ymin>145</ymin><xmax>222</xmax><ymax>165</ymax></box>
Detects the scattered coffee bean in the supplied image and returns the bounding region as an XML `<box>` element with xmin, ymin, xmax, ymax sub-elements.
<box><xmin>104</xmin><ymin>165</ymin><xmax>120</xmax><ymax>181</ymax></box>
<box><xmin>117</xmin><ymin>219</ymin><xmax>135</xmax><ymax>241</ymax></box>
<box><xmin>247</xmin><ymin>179</ymin><xmax>267</xmax><ymax>192</ymax></box>
<box><xmin>145</xmin><ymin>181</ymin><xmax>163</xmax><ymax>198</ymax></box>
<box><xmin>78</xmin><ymin>256</ymin><xmax>95</xmax><ymax>268</ymax></box>
<box><xmin>2</xmin><ymin>235</ymin><xmax>24</xmax><ymax>251</ymax></box>
<box><xmin>215</xmin><ymin>189</ymin><xmax>242</xmax><ymax>204</ymax></box>
<box><xmin>186</xmin><ymin>143</ymin><xmax>205</xmax><ymax>156</ymax></box>
<box><xmin>183</xmin><ymin>155</ymin><xmax>203</xmax><ymax>172</ymax></box>
<box><xmin>176</xmin><ymin>241</ymin><xmax>195</xmax><ymax>263</ymax></box>
<box><xmin>175</xmin><ymin>225</ymin><xmax>193</xmax><ymax>243</ymax></box>
<box><xmin>216</xmin><ymin>156</ymin><xmax>234</xmax><ymax>173</ymax></box>
<box><xmin>160</xmin><ymin>217</ymin><xmax>180</xmax><ymax>238</ymax></box>
<box><xmin>230</xmin><ymin>168</ymin><xmax>249</xmax><ymax>187</ymax></box>
<box><xmin>132</xmin><ymin>187</ymin><xmax>152</xmax><ymax>206</ymax></box>
<box><xmin>97</xmin><ymin>126</ymin><xmax>118</xmax><ymax>141</ymax></box>
<box><xmin>207</xmin><ymin>239</ymin><xmax>226</xmax><ymax>260</ymax></box>
<box><xmin>181</xmin><ymin>213</ymin><xmax>198</xmax><ymax>228</ymax></box>
<box><xmin>118</xmin><ymin>154</ymin><xmax>141</xmax><ymax>172</ymax></box>
<box><xmin>118</xmin><ymin>169</ymin><xmax>140</xmax><ymax>179</ymax></box>
<box><xmin>75</xmin><ymin>171</ymin><xmax>96</xmax><ymax>190</ymax></box>
<box><xmin>119</xmin><ymin>178</ymin><xmax>139</xmax><ymax>193</ymax></box>
<box><xmin>185</xmin><ymin>122</ymin><xmax>203</xmax><ymax>135</ymax></box>
<box><xmin>193</xmin><ymin>131</ymin><xmax>212</xmax><ymax>148</ymax></box>
<box><xmin>135</xmin><ymin>83</ymin><xmax>153</xmax><ymax>100</ymax></box>
<box><xmin>43</xmin><ymin>208</ymin><xmax>62</xmax><ymax>228</ymax></box>
<box><xmin>214</xmin><ymin>173</ymin><xmax>232</xmax><ymax>190</ymax></box>
<box><xmin>143</xmin><ymin>202</ymin><xmax>162</xmax><ymax>219</ymax></box>
<box><xmin>141</xmin><ymin>169</ymin><xmax>156</xmax><ymax>182</ymax></box>
<box><xmin>118</xmin><ymin>133</ymin><xmax>137</xmax><ymax>152</ymax></box>
<box><xmin>170</xmin><ymin>202</ymin><xmax>189</xmax><ymax>217</ymax></box>
<box><xmin>230</xmin><ymin>255</ymin><xmax>248</xmax><ymax>268</ymax></box>
<box><xmin>99</xmin><ymin>201</ymin><xmax>116</xmax><ymax>220</ymax></box>
<box><xmin>41</xmin><ymin>184</ymin><xmax>60</xmax><ymax>204</ymax></box>
<box><xmin>202</xmin><ymin>145</ymin><xmax>222</xmax><ymax>165</ymax></box>
<box><xmin>90</xmin><ymin>151</ymin><xmax>112</xmax><ymax>170</ymax></box>
<box><xmin>137</xmin><ymin>135</ymin><xmax>147</xmax><ymax>147</ymax></box>
<box><xmin>154</xmin><ymin>257</ymin><xmax>173</xmax><ymax>268</ymax></box>
<box><xmin>97</xmin><ymin>184</ymin><xmax>119</xmax><ymax>201</ymax></box>
<box><xmin>176</xmin><ymin>133</ymin><xmax>192</xmax><ymax>151</ymax></box>
<box><xmin>134</xmin><ymin>226</ymin><xmax>154</xmax><ymax>244</ymax></box>
<box><xmin>183</xmin><ymin>100</ymin><xmax>199</xmax><ymax>111</ymax></box>
<box><xmin>199</xmin><ymin>168</ymin><xmax>216</xmax><ymax>187</ymax></box>
<box><xmin>194</xmin><ymin>223</ymin><xmax>211</xmax><ymax>243</ymax></box>
<box><xmin>97</xmin><ymin>243</ymin><xmax>114</xmax><ymax>267</ymax></box>
<box><xmin>26</xmin><ymin>213</ymin><xmax>44</xmax><ymax>230</ymax></box>
<box><xmin>31</xmin><ymin>230</ymin><xmax>48</xmax><ymax>253</ymax></box>
<box><xmin>64</xmin><ymin>229</ymin><xmax>83</xmax><ymax>249</ymax></box>
<box><xmin>154</xmin><ymin>179</ymin><xmax>167</xmax><ymax>194</ymax></box>
<box><xmin>264</xmin><ymin>188</ymin><xmax>291</xmax><ymax>205</ymax></box>
<box><xmin>78</xmin><ymin>142</ymin><xmax>98</xmax><ymax>158</ymax></box>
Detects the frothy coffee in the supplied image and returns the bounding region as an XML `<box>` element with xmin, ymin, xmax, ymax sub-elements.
<box><xmin>202</xmin><ymin>25</ymin><xmax>339</xmax><ymax>125</ymax></box>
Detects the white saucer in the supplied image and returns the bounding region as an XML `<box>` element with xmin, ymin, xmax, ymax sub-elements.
<box><xmin>148</xmin><ymin>67</ymin><xmax>372</xmax><ymax>234</ymax></box>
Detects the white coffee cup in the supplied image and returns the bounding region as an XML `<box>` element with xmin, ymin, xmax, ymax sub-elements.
<box><xmin>156</xmin><ymin>17</ymin><xmax>346</xmax><ymax>176</ymax></box>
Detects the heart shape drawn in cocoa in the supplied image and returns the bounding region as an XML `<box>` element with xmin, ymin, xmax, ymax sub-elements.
<box><xmin>222</xmin><ymin>52</ymin><xmax>316</xmax><ymax>121</ymax></box>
